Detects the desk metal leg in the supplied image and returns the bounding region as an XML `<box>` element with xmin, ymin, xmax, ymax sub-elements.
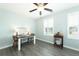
<box><xmin>34</xmin><ymin>36</ymin><xmax>36</xmax><ymax>45</ymax></box>
<box><xmin>18</xmin><ymin>38</ymin><xmax>21</xmax><ymax>51</ymax></box>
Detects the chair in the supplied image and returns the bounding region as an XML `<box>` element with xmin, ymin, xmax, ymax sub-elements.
<box><xmin>13</xmin><ymin>34</ymin><xmax>18</xmax><ymax>47</ymax></box>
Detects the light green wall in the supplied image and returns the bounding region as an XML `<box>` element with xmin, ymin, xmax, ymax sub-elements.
<box><xmin>0</xmin><ymin>9</ymin><xmax>36</xmax><ymax>48</ymax></box>
<box><xmin>0</xmin><ymin>5</ymin><xmax>79</xmax><ymax>50</ymax></box>
<box><xmin>35</xmin><ymin>15</ymin><xmax>54</xmax><ymax>43</ymax></box>
<box><xmin>36</xmin><ymin>5</ymin><xmax>79</xmax><ymax>50</ymax></box>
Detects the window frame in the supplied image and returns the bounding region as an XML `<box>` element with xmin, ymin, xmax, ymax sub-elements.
<box><xmin>43</xmin><ymin>19</ymin><xmax>54</xmax><ymax>36</ymax></box>
<box><xmin>67</xmin><ymin>11</ymin><xmax>79</xmax><ymax>39</ymax></box>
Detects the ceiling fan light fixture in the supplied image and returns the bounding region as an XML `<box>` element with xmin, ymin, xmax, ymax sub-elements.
<box><xmin>38</xmin><ymin>3</ymin><xmax>43</xmax><ymax>7</ymax></box>
<box><xmin>29</xmin><ymin>3</ymin><xmax>53</xmax><ymax>15</ymax></box>
<box><xmin>38</xmin><ymin>7</ymin><xmax>44</xmax><ymax>11</ymax></box>
<box><xmin>37</xmin><ymin>3</ymin><xmax>44</xmax><ymax>11</ymax></box>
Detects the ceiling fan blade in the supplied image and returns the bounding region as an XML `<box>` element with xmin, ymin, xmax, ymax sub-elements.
<box><xmin>44</xmin><ymin>8</ymin><xmax>52</xmax><ymax>12</ymax></box>
<box><xmin>29</xmin><ymin>9</ymin><xmax>37</xmax><ymax>12</ymax></box>
<box><xmin>33</xmin><ymin>3</ymin><xmax>38</xmax><ymax>6</ymax></box>
<box><xmin>43</xmin><ymin>3</ymin><xmax>48</xmax><ymax>6</ymax></box>
<box><xmin>39</xmin><ymin>11</ymin><xmax>42</xmax><ymax>15</ymax></box>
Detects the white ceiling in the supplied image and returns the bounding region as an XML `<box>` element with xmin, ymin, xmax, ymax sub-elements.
<box><xmin>0</xmin><ymin>3</ymin><xmax>79</xmax><ymax>18</ymax></box>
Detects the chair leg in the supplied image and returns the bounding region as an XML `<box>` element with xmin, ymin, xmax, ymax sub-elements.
<box><xmin>27</xmin><ymin>38</ymin><xmax>30</xmax><ymax>43</ymax></box>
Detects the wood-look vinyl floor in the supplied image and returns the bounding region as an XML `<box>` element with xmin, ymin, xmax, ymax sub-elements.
<box><xmin>0</xmin><ymin>40</ymin><xmax>79</xmax><ymax>56</ymax></box>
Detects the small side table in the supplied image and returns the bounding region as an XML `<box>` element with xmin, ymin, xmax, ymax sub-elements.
<box><xmin>13</xmin><ymin>35</ymin><xmax>18</xmax><ymax>47</ymax></box>
<box><xmin>54</xmin><ymin>33</ymin><xmax>63</xmax><ymax>48</ymax></box>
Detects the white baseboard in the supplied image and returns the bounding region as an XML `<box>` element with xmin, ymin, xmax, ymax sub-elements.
<box><xmin>0</xmin><ymin>40</ymin><xmax>27</xmax><ymax>50</ymax></box>
<box><xmin>37</xmin><ymin>38</ymin><xmax>79</xmax><ymax>52</ymax></box>
<box><xmin>0</xmin><ymin>44</ymin><xmax>12</xmax><ymax>50</ymax></box>
<box><xmin>64</xmin><ymin>45</ymin><xmax>79</xmax><ymax>52</ymax></box>
<box><xmin>36</xmin><ymin>38</ymin><xmax>54</xmax><ymax>44</ymax></box>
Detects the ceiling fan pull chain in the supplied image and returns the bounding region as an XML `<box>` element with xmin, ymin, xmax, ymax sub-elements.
<box><xmin>40</xmin><ymin>11</ymin><xmax>42</xmax><ymax>15</ymax></box>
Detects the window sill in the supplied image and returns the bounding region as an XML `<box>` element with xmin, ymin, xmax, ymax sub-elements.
<box><xmin>68</xmin><ymin>35</ymin><xmax>79</xmax><ymax>40</ymax></box>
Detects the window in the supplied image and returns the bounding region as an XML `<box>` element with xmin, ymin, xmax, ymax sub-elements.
<box><xmin>43</xmin><ymin>19</ymin><xmax>53</xmax><ymax>36</ymax></box>
<box><xmin>68</xmin><ymin>12</ymin><xmax>79</xmax><ymax>39</ymax></box>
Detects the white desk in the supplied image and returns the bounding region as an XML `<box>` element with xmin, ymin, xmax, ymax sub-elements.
<box><xmin>18</xmin><ymin>35</ymin><xmax>36</xmax><ymax>51</ymax></box>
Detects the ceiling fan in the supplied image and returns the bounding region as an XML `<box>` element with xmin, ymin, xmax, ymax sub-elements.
<box><xmin>29</xmin><ymin>3</ymin><xmax>53</xmax><ymax>15</ymax></box>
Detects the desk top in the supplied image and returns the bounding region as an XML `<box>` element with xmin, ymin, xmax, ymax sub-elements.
<box><xmin>16</xmin><ymin>34</ymin><xmax>35</xmax><ymax>38</ymax></box>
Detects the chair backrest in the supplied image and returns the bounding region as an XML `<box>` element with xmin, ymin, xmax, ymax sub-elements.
<box><xmin>30</xmin><ymin>33</ymin><xmax>35</xmax><ymax>36</ymax></box>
